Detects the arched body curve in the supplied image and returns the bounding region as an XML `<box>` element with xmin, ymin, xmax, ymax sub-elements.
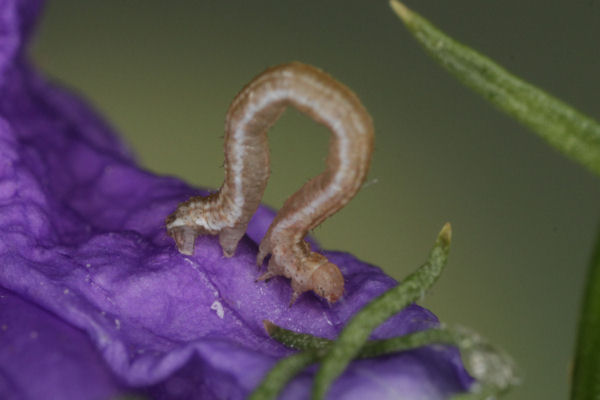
<box><xmin>166</xmin><ymin>62</ymin><xmax>374</xmax><ymax>304</ymax></box>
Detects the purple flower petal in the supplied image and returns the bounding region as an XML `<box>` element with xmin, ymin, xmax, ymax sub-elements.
<box><xmin>0</xmin><ymin>287</ymin><xmax>125</xmax><ymax>399</ymax></box>
<box><xmin>0</xmin><ymin>1</ymin><xmax>473</xmax><ymax>398</ymax></box>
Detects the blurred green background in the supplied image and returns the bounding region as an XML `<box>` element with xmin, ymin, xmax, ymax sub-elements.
<box><xmin>30</xmin><ymin>1</ymin><xmax>600</xmax><ymax>399</ymax></box>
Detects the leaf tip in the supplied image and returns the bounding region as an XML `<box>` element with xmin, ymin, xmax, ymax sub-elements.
<box><xmin>389</xmin><ymin>0</ymin><xmax>412</xmax><ymax>23</ymax></box>
<box><xmin>439</xmin><ymin>222</ymin><xmax>452</xmax><ymax>246</ymax></box>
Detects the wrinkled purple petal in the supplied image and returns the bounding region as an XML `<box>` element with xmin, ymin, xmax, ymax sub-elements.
<box><xmin>0</xmin><ymin>287</ymin><xmax>125</xmax><ymax>399</ymax></box>
<box><xmin>0</xmin><ymin>1</ymin><xmax>473</xmax><ymax>399</ymax></box>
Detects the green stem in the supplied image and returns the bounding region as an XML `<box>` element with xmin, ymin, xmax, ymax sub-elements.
<box><xmin>571</xmin><ymin>225</ymin><xmax>600</xmax><ymax>400</ymax></box>
<box><xmin>312</xmin><ymin>223</ymin><xmax>452</xmax><ymax>399</ymax></box>
<box><xmin>390</xmin><ymin>0</ymin><xmax>600</xmax><ymax>178</ymax></box>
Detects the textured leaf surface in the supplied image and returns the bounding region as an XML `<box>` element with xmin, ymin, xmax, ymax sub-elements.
<box><xmin>391</xmin><ymin>0</ymin><xmax>600</xmax><ymax>177</ymax></box>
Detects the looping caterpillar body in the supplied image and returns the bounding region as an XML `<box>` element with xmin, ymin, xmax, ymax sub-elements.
<box><xmin>166</xmin><ymin>62</ymin><xmax>374</xmax><ymax>304</ymax></box>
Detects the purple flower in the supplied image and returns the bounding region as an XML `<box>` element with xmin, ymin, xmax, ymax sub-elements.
<box><xmin>0</xmin><ymin>1</ymin><xmax>472</xmax><ymax>398</ymax></box>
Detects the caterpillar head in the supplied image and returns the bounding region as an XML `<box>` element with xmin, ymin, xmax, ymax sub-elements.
<box><xmin>309</xmin><ymin>262</ymin><xmax>344</xmax><ymax>303</ymax></box>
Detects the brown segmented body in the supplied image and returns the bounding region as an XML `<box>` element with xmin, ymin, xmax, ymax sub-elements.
<box><xmin>166</xmin><ymin>62</ymin><xmax>374</xmax><ymax>304</ymax></box>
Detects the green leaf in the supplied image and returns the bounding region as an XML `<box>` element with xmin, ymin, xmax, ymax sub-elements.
<box><xmin>266</xmin><ymin>320</ymin><xmax>518</xmax><ymax>399</ymax></box>
<box><xmin>312</xmin><ymin>223</ymin><xmax>452</xmax><ymax>400</ymax></box>
<box><xmin>248</xmin><ymin>350</ymin><xmax>320</xmax><ymax>400</ymax></box>
<box><xmin>263</xmin><ymin>320</ymin><xmax>332</xmax><ymax>352</ymax></box>
<box><xmin>264</xmin><ymin>319</ymin><xmax>460</xmax><ymax>357</ymax></box>
<box><xmin>571</xmin><ymin>225</ymin><xmax>600</xmax><ymax>400</ymax></box>
<box><xmin>390</xmin><ymin>0</ymin><xmax>600</xmax><ymax>177</ymax></box>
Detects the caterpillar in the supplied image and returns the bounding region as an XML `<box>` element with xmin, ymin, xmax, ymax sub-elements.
<box><xmin>166</xmin><ymin>62</ymin><xmax>374</xmax><ymax>305</ymax></box>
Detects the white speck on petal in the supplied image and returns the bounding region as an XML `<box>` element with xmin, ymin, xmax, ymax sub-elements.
<box><xmin>322</xmin><ymin>312</ymin><xmax>333</xmax><ymax>326</ymax></box>
<box><xmin>115</xmin><ymin>319</ymin><xmax>121</xmax><ymax>330</ymax></box>
<box><xmin>1</xmin><ymin>324</ymin><xmax>7</xmax><ymax>331</ymax></box>
<box><xmin>30</xmin><ymin>331</ymin><xmax>38</xmax><ymax>339</ymax></box>
<box><xmin>63</xmin><ymin>289</ymin><xmax>69</xmax><ymax>294</ymax></box>
<box><xmin>210</xmin><ymin>300</ymin><xmax>225</xmax><ymax>319</ymax></box>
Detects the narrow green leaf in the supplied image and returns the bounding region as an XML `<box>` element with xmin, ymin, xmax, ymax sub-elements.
<box><xmin>571</xmin><ymin>225</ymin><xmax>600</xmax><ymax>400</ymax></box>
<box><xmin>248</xmin><ymin>350</ymin><xmax>320</xmax><ymax>400</ymax></box>
<box><xmin>390</xmin><ymin>0</ymin><xmax>600</xmax><ymax>177</ymax></box>
<box><xmin>267</xmin><ymin>320</ymin><xmax>518</xmax><ymax>398</ymax></box>
<box><xmin>359</xmin><ymin>328</ymin><xmax>456</xmax><ymax>358</ymax></box>
<box><xmin>263</xmin><ymin>320</ymin><xmax>331</xmax><ymax>351</ymax></box>
<box><xmin>264</xmin><ymin>319</ymin><xmax>457</xmax><ymax>358</ymax></box>
<box><xmin>312</xmin><ymin>223</ymin><xmax>452</xmax><ymax>400</ymax></box>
